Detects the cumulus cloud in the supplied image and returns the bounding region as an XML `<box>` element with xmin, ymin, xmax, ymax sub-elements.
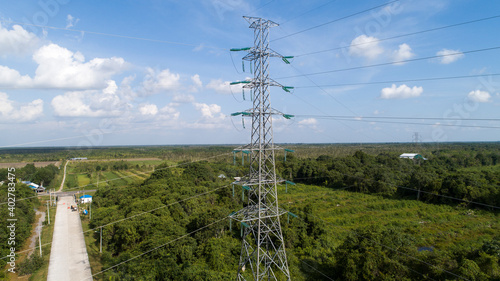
<box><xmin>380</xmin><ymin>84</ymin><xmax>423</xmax><ymax>99</ymax></box>
<box><xmin>436</xmin><ymin>49</ymin><xmax>464</xmax><ymax>64</ymax></box>
<box><xmin>0</xmin><ymin>65</ymin><xmax>33</xmax><ymax>87</ymax></box>
<box><xmin>138</xmin><ymin>104</ymin><xmax>159</xmax><ymax>116</ymax></box>
<box><xmin>0</xmin><ymin>23</ymin><xmax>39</xmax><ymax>56</ymax></box>
<box><xmin>142</xmin><ymin>68</ymin><xmax>181</xmax><ymax>94</ymax></box>
<box><xmin>392</xmin><ymin>43</ymin><xmax>415</xmax><ymax>63</ymax></box>
<box><xmin>349</xmin><ymin>35</ymin><xmax>384</xmax><ymax>60</ymax></box>
<box><xmin>33</xmin><ymin>44</ymin><xmax>127</xmax><ymax>89</ymax></box>
<box><xmin>467</xmin><ymin>90</ymin><xmax>491</xmax><ymax>103</ymax></box>
<box><xmin>0</xmin><ymin>92</ymin><xmax>43</xmax><ymax>122</ymax></box>
<box><xmin>0</xmin><ymin>44</ymin><xmax>127</xmax><ymax>89</ymax></box>
<box><xmin>190</xmin><ymin>103</ymin><xmax>228</xmax><ymax>129</ymax></box>
<box><xmin>51</xmin><ymin>80</ymin><xmax>127</xmax><ymax>117</ymax></box>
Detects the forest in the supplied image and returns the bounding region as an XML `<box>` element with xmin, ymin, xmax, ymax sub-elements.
<box><xmin>84</xmin><ymin>143</ymin><xmax>499</xmax><ymax>280</ymax></box>
<box><xmin>0</xmin><ymin>143</ymin><xmax>498</xmax><ymax>280</ymax></box>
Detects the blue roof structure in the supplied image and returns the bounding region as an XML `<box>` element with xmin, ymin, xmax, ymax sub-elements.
<box><xmin>80</xmin><ymin>195</ymin><xmax>93</xmax><ymax>199</ymax></box>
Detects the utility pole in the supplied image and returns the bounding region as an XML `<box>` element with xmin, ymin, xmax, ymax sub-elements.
<box><xmin>47</xmin><ymin>201</ymin><xmax>50</xmax><ymax>225</ymax></box>
<box><xmin>230</xmin><ymin>16</ymin><xmax>293</xmax><ymax>281</ymax></box>
<box><xmin>100</xmin><ymin>226</ymin><xmax>102</xmax><ymax>253</ymax></box>
<box><xmin>39</xmin><ymin>233</ymin><xmax>42</xmax><ymax>256</ymax></box>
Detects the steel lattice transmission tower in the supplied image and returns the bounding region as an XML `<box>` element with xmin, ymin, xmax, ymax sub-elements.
<box><xmin>229</xmin><ymin>16</ymin><xmax>293</xmax><ymax>281</ymax></box>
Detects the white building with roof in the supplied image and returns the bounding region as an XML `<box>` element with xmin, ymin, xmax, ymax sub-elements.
<box><xmin>400</xmin><ymin>153</ymin><xmax>427</xmax><ymax>160</ymax></box>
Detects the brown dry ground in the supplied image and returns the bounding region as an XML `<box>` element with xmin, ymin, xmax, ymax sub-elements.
<box><xmin>0</xmin><ymin>161</ymin><xmax>61</xmax><ymax>168</ymax></box>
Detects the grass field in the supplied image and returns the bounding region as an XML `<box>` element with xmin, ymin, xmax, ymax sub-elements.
<box><xmin>279</xmin><ymin>184</ymin><xmax>499</xmax><ymax>251</ymax></box>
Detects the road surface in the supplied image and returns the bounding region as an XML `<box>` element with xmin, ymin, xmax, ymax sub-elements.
<box><xmin>47</xmin><ymin>195</ymin><xmax>92</xmax><ymax>281</ymax></box>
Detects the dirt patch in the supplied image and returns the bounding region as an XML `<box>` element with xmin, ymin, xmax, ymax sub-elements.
<box><xmin>75</xmin><ymin>158</ymin><xmax>161</xmax><ymax>162</ymax></box>
<box><xmin>0</xmin><ymin>161</ymin><xmax>61</xmax><ymax>169</ymax></box>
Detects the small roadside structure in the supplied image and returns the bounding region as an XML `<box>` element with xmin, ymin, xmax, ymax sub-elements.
<box><xmin>23</xmin><ymin>181</ymin><xmax>45</xmax><ymax>192</ymax></box>
<box><xmin>218</xmin><ymin>174</ymin><xmax>226</xmax><ymax>179</ymax></box>
<box><xmin>400</xmin><ymin>153</ymin><xmax>427</xmax><ymax>160</ymax></box>
<box><xmin>71</xmin><ymin>157</ymin><xmax>88</xmax><ymax>160</ymax></box>
<box><xmin>80</xmin><ymin>195</ymin><xmax>93</xmax><ymax>204</ymax></box>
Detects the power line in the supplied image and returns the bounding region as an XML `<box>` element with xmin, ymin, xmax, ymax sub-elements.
<box><xmin>84</xmin><ymin>184</ymin><xmax>230</xmax><ymax>233</ymax></box>
<box><xmin>298</xmin><ymin>114</ymin><xmax>500</xmax><ymax>122</ymax></box>
<box><xmin>294</xmin><ymin>73</ymin><xmax>500</xmax><ymax>88</ymax></box>
<box><xmin>277</xmin><ymin>46</ymin><xmax>500</xmax><ymax>79</ymax></box>
<box><xmin>300</xmin><ymin>260</ymin><xmax>335</xmax><ymax>281</ymax></box>
<box><xmin>280</xmin><ymin>0</ymin><xmax>339</xmax><ymax>25</ymax></box>
<box><xmin>62</xmin><ymin>152</ymin><xmax>231</xmax><ymax>192</ymax></box>
<box><xmin>294</xmin><ymin>14</ymin><xmax>500</xmax><ymax>57</ymax></box>
<box><xmin>0</xmin><ymin>152</ymin><xmax>231</xmax><ymax>205</ymax></box>
<box><xmin>286</xmin><ymin>172</ymin><xmax>500</xmax><ymax>210</ymax></box>
<box><xmin>305</xmin><ymin>116</ymin><xmax>500</xmax><ymax>129</ymax></box>
<box><xmin>272</xmin><ymin>0</ymin><xmax>400</xmax><ymax>42</ymax></box>
<box><xmin>0</xmin><ymin>184</ymin><xmax>231</xmax><ymax>261</ymax></box>
<box><xmin>288</xmin><ymin>65</ymin><xmax>403</xmax><ymax>143</ymax></box>
<box><xmin>283</xmin><ymin>205</ymin><xmax>445</xmax><ymax>280</ymax></box>
<box><xmin>88</xmin><ymin>216</ymin><xmax>228</xmax><ymax>279</ymax></box>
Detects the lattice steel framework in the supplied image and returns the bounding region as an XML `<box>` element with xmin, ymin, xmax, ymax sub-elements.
<box><xmin>230</xmin><ymin>16</ymin><xmax>290</xmax><ymax>281</ymax></box>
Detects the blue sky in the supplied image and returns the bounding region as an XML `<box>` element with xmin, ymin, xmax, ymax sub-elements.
<box><xmin>0</xmin><ymin>0</ymin><xmax>499</xmax><ymax>147</ymax></box>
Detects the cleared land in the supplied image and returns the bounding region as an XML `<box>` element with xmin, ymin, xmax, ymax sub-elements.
<box><xmin>0</xmin><ymin>161</ymin><xmax>61</xmax><ymax>168</ymax></box>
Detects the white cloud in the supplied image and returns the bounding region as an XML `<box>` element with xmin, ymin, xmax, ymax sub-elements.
<box><xmin>0</xmin><ymin>65</ymin><xmax>33</xmax><ymax>87</ymax></box>
<box><xmin>436</xmin><ymin>49</ymin><xmax>464</xmax><ymax>64</ymax></box>
<box><xmin>467</xmin><ymin>90</ymin><xmax>491</xmax><ymax>103</ymax></box>
<box><xmin>298</xmin><ymin>118</ymin><xmax>318</xmax><ymax>126</ymax></box>
<box><xmin>298</xmin><ymin>118</ymin><xmax>320</xmax><ymax>132</ymax></box>
<box><xmin>51</xmin><ymin>80</ymin><xmax>126</xmax><ymax>117</ymax></box>
<box><xmin>172</xmin><ymin>94</ymin><xmax>195</xmax><ymax>103</ymax></box>
<box><xmin>206</xmin><ymin>78</ymin><xmax>248</xmax><ymax>95</ymax></box>
<box><xmin>0</xmin><ymin>92</ymin><xmax>43</xmax><ymax>122</ymax></box>
<box><xmin>139</xmin><ymin>104</ymin><xmax>158</xmax><ymax>116</ymax></box>
<box><xmin>33</xmin><ymin>44</ymin><xmax>127</xmax><ymax>89</ymax></box>
<box><xmin>380</xmin><ymin>84</ymin><xmax>423</xmax><ymax>99</ymax></box>
<box><xmin>349</xmin><ymin>35</ymin><xmax>384</xmax><ymax>60</ymax></box>
<box><xmin>190</xmin><ymin>103</ymin><xmax>228</xmax><ymax>129</ymax></box>
<box><xmin>0</xmin><ymin>23</ymin><xmax>39</xmax><ymax>56</ymax></box>
<box><xmin>206</xmin><ymin>79</ymin><xmax>232</xmax><ymax>94</ymax></box>
<box><xmin>66</xmin><ymin>14</ymin><xmax>80</xmax><ymax>29</ymax></box>
<box><xmin>191</xmin><ymin>74</ymin><xmax>202</xmax><ymax>88</ymax></box>
<box><xmin>158</xmin><ymin>104</ymin><xmax>180</xmax><ymax>121</ymax></box>
<box><xmin>142</xmin><ymin>68</ymin><xmax>181</xmax><ymax>94</ymax></box>
<box><xmin>393</xmin><ymin>43</ymin><xmax>415</xmax><ymax>63</ymax></box>
<box><xmin>194</xmin><ymin>103</ymin><xmax>222</xmax><ymax>118</ymax></box>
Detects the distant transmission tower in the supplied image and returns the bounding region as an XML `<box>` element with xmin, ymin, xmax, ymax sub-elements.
<box><xmin>229</xmin><ymin>16</ymin><xmax>293</xmax><ymax>281</ymax></box>
<box><xmin>412</xmin><ymin>132</ymin><xmax>421</xmax><ymax>149</ymax></box>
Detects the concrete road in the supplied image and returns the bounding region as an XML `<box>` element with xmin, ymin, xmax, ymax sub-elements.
<box><xmin>47</xmin><ymin>196</ymin><xmax>93</xmax><ymax>281</ymax></box>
